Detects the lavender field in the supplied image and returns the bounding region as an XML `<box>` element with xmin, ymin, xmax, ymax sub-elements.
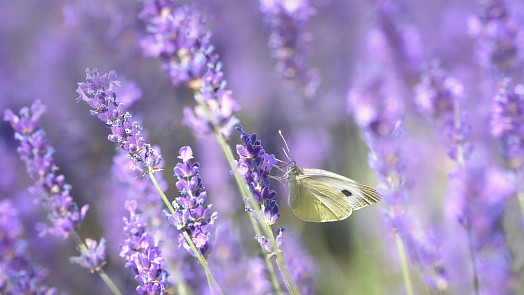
<box><xmin>2</xmin><ymin>0</ymin><xmax>524</xmax><ymax>294</ymax></box>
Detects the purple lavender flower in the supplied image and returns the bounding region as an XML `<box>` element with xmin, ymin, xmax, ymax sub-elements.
<box><xmin>371</xmin><ymin>0</ymin><xmax>423</xmax><ymax>80</ymax></box>
<box><xmin>490</xmin><ymin>78</ymin><xmax>524</xmax><ymax>168</ymax></box>
<box><xmin>166</xmin><ymin>146</ymin><xmax>218</xmax><ymax>258</ymax></box>
<box><xmin>139</xmin><ymin>1</ymin><xmax>241</xmax><ymax>139</ymax></box>
<box><xmin>139</xmin><ymin>1</ymin><xmax>209</xmax><ymax>88</ymax></box>
<box><xmin>121</xmin><ymin>200</ymin><xmax>169</xmax><ymax>294</ymax></box>
<box><xmin>468</xmin><ymin>0</ymin><xmax>524</xmax><ymax>76</ymax></box>
<box><xmin>235</xmin><ymin>126</ymin><xmax>285</xmax><ymax>254</ymax></box>
<box><xmin>235</xmin><ymin>126</ymin><xmax>279</xmax><ymax>223</ymax></box>
<box><xmin>445</xmin><ymin>164</ymin><xmax>515</xmax><ymax>294</ymax></box>
<box><xmin>0</xmin><ymin>199</ymin><xmax>57</xmax><ymax>295</ymax></box>
<box><xmin>69</xmin><ymin>238</ymin><xmax>107</xmax><ymax>273</ymax></box>
<box><xmin>259</xmin><ymin>0</ymin><xmax>319</xmax><ymax>98</ymax></box>
<box><xmin>413</xmin><ymin>63</ymin><xmax>473</xmax><ymax>161</ymax></box>
<box><xmin>76</xmin><ymin>68</ymin><xmax>162</xmax><ymax>177</ymax></box>
<box><xmin>3</xmin><ymin>100</ymin><xmax>89</xmax><ymax>239</ymax></box>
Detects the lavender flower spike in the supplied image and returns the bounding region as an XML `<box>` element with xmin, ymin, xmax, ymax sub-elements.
<box><xmin>235</xmin><ymin>126</ymin><xmax>283</xmax><ymax>253</ymax></box>
<box><xmin>0</xmin><ymin>200</ymin><xmax>57</xmax><ymax>295</ymax></box>
<box><xmin>3</xmin><ymin>100</ymin><xmax>89</xmax><ymax>239</ymax></box>
<box><xmin>139</xmin><ymin>1</ymin><xmax>241</xmax><ymax>139</ymax></box>
<box><xmin>166</xmin><ymin>146</ymin><xmax>219</xmax><ymax>258</ymax></box>
<box><xmin>259</xmin><ymin>0</ymin><xmax>319</xmax><ymax>97</ymax></box>
<box><xmin>76</xmin><ymin>68</ymin><xmax>162</xmax><ymax>177</ymax></box>
<box><xmin>490</xmin><ymin>78</ymin><xmax>524</xmax><ymax>169</ymax></box>
<box><xmin>121</xmin><ymin>200</ymin><xmax>169</xmax><ymax>294</ymax></box>
<box><xmin>468</xmin><ymin>0</ymin><xmax>523</xmax><ymax>76</ymax></box>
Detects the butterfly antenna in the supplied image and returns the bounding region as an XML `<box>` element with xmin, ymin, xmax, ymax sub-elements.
<box><xmin>278</xmin><ymin>130</ymin><xmax>293</xmax><ymax>162</ymax></box>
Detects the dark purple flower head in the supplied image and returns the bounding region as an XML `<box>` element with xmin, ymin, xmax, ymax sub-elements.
<box><xmin>259</xmin><ymin>0</ymin><xmax>319</xmax><ymax>97</ymax></box>
<box><xmin>69</xmin><ymin>238</ymin><xmax>107</xmax><ymax>273</ymax></box>
<box><xmin>166</xmin><ymin>146</ymin><xmax>218</xmax><ymax>258</ymax></box>
<box><xmin>491</xmin><ymin>78</ymin><xmax>524</xmax><ymax>168</ymax></box>
<box><xmin>469</xmin><ymin>0</ymin><xmax>524</xmax><ymax>75</ymax></box>
<box><xmin>76</xmin><ymin>69</ymin><xmax>162</xmax><ymax>176</ymax></box>
<box><xmin>235</xmin><ymin>126</ymin><xmax>278</xmax><ymax>208</ymax></box>
<box><xmin>121</xmin><ymin>200</ymin><xmax>169</xmax><ymax>294</ymax></box>
<box><xmin>3</xmin><ymin>100</ymin><xmax>89</xmax><ymax>239</ymax></box>
<box><xmin>0</xmin><ymin>200</ymin><xmax>57</xmax><ymax>295</ymax></box>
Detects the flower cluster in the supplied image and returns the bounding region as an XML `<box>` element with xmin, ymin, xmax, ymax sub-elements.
<box><xmin>140</xmin><ymin>1</ymin><xmax>209</xmax><ymax>87</ymax></box>
<box><xmin>76</xmin><ymin>68</ymin><xmax>162</xmax><ymax>177</ymax></box>
<box><xmin>490</xmin><ymin>78</ymin><xmax>524</xmax><ymax>169</ymax></box>
<box><xmin>259</xmin><ymin>0</ymin><xmax>319</xmax><ymax>98</ymax></box>
<box><xmin>166</xmin><ymin>146</ymin><xmax>218</xmax><ymax>258</ymax></box>
<box><xmin>235</xmin><ymin>126</ymin><xmax>280</xmax><ymax>225</ymax></box>
<box><xmin>235</xmin><ymin>126</ymin><xmax>285</xmax><ymax>254</ymax></box>
<box><xmin>3</xmin><ymin>100</ymin><xmax>89</xmax><ymax>239</ymax></box>
<box><xmin>182</xmin><ymin>55</ymin><xmax>241</xmax><ymax>139</ymax></box>
<box><xmin>468</xmin><ymin>0</ymin><xmax>523</xmax><ymax>75</ymax></box>
<box><xmin>0</xmin><ymin>200</ymin><xmax>57</xmax><ymax>295</ymax></box>
<box><xmin>414</xmin><ymin>63</ymin><xmax>473</xmax><ymax>162</ymax></box>
<box><xmin>139</xmin><ymin>0</ymin><xmax>240</xmax><ymax>139</ymax></box>
<box><xmin>69</xmin><ymin>238</ymin><xmax>107</xmax><ymax>273</ymax></box>
<box><xmin>120</xmin><ymin>200</ymin><xmax>168</xmax><ymax>294</ymax></box>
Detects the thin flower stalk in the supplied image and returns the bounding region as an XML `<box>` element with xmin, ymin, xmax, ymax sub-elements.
<box><xmin>3</xmin><ymin>100</ymin><xmax>121</xmax><ymax>295</ymax></box>
<box><xmin>76</xmin><ymin>68</ymin><xmax>222</xmax><ymax>294</ymax></box>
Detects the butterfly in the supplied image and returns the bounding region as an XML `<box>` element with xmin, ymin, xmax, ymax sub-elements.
<box><xmin>280</xmin><ymin>131</ymin><xmax>382</xmax><ymax>222</ymax></box>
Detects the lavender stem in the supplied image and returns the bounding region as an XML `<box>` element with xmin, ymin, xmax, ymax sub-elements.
<box><xmin>396</xmin><ymin>233</ymin><xmax>414</xmax><ymax>295</ymax></box>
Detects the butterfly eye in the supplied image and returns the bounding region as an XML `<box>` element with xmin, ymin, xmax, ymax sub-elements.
<box><xmin>341</xmin><ymin>190</ymin><xmax>352</xmax><ymax>196</ymax></box>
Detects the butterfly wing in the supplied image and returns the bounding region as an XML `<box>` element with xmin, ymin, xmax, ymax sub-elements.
<box><xmin>289</xmin><ymin>173</ymin><xmax>353</xmax><ymax>222</ymax></box>
<box><xmin>302</xmin><ymin>168</ymin><xmax>382</xmax><ymax>210</ymax></box>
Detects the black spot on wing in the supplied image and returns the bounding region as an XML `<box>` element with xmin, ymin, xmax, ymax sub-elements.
<box><xmin>341</xmin><ymin>189</ymin><xmax>352</xmax><ymax>196</ymax></box>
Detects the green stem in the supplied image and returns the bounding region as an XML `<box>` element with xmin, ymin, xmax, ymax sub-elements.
<box><xmin>515</xmin><ymin>169</ymin><xmax>524</xmax><ymax>219</ymax></box>
<box><xmin>148</xmin><ymin>172</ymin><xmax>224</xmax><ymax>295</ymax></box>
<box><xmin>214</xmin><ymin>133</ymin><xmax>299</xmax><ymax>295</ymax></box>
<box><xmin>72</xmin><ymin>231</ymin><xmax>122</xmax><ymax>295</ymax></box>
<box><xmin>395</xmin><ymin>233</ymin><xmax>414</xmax><ymax>295</ymax></box>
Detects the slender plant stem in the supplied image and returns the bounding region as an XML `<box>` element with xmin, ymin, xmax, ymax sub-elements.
<box><xmin>213</xmin><ymin>132</ymin><xmax>299</xmax><ymax>295</ymax></box>
<box><xmin>148</xmin><ymin>171</ymin><xmax>224</xmax><ymax>295</ymax></box>
<box><xmin>515</xmin><ymin>169</ymin><xmax>524</xmax><ymax>219</ymax></box>
<box><xmin>454</xmin><ymin>99</ymin><xmax>479</xmax><ymax>295</ymax></box>
<box><xmin>395</xmin><ymin>233</ymin><xmax>414</xmax><ymax>295</ymax></box>
<box><xmin>71</xmin><ymin>231</ymin><xmax>122</xmax><ymax>295</ymax></box>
